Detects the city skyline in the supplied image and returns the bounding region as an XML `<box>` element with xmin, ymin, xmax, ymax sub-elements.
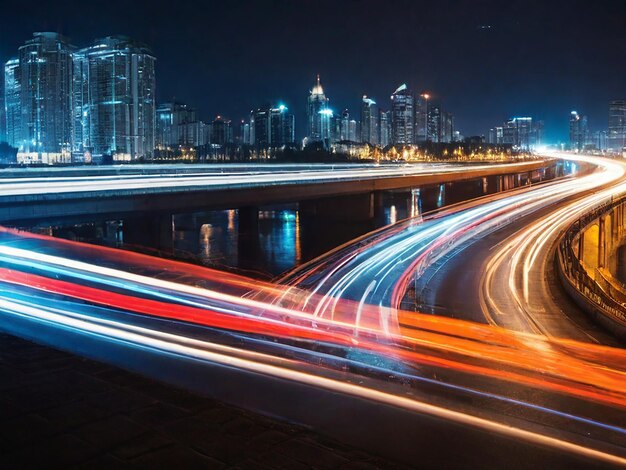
<box><xmin>2</xmin><ymin>32</ymin><xmax>623</xmax><ymax>161</ymax></box>
<box><xmin>1</xmin><ymin>0</ymin><xmax>624</xmax><ymax>143</ymax></box>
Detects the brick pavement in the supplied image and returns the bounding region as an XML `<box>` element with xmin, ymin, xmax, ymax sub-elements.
<box><xmin>0</xmin><ymin>333</ymin><xmax>409</xmax><ymax>469</ymax></box>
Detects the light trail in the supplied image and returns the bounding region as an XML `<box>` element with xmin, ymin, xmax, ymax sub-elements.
<box><xmin>0</xmin><ymin>161</ymin><xmax>536</xmax><ymax>197</ymax></box>
<box><xmin>479</xmin><ymin>154</ymin><xmax>626</xmax><ymax>338</ymax></box>
<box><xmin>0</xmin><ymin>158</ymin><xmax>626</xmax><ymax>463</ymax></box>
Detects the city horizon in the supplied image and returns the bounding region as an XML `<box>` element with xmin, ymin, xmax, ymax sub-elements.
<box><xmin>1</xmin><ymin>0</ymin><xmax>624</xmax><ymax>143</ymax></box>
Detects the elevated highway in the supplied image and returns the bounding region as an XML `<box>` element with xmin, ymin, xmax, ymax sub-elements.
<box><xmin>0</xmin><ymin>160</ymin><xmax>552</xmax><ymax>223</ymax></box>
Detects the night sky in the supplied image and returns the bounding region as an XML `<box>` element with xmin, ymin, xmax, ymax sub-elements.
<box><xmin>1</xmin><ymin>0</ymin><xmax>624</xmax><ymax>142</ymax></box>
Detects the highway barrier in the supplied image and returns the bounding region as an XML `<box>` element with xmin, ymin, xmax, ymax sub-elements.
<box><xmin>557</xmin><ymin>197</ymin><xmax>626</xmax><ymax>339</ymax></box>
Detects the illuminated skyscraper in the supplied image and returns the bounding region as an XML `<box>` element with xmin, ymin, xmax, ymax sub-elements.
<box><xmin>360</xmin><ymin>95</ymin><xmax>378</xmax><ymax>145</ymax></box>
<box><xmin>241</xmin><ymin>121</ymin><xmax>251</xmax><ymax>145</ymax></box>
<box><xmin>251</xmin><ymin>107</ymin><xmax>269</xmax><ymax>148</ymax></box>
<box><xmin>3</xmin><ymin>58</ymin><xmax>21</xmax><ymax>148</ymax></box>
<box><xmin>427</xmin><ymin>105</ymin><xmax>442</xmax><ymax>142</ymax></box>
<box><xmin>569</xmin><ymin>111</ymin><xmax>588</xmax><ymax>151</ymax></box>
<box><xmin>415</xmin><ymin>94</ymin><xmax>428</xmax><ymax>142</ymax></box>
<box><xmin>348</xmin><ymin>119</ymin><xmax>358</xmax><ymax>142</ymax></box>
<box><xmin>18</xmin><ymin>33</ymin><xmax>74</xmax><ymax>162</ymax></box>
<box><xmin>156</xmin><ymin>102</ymin><xmax>200</xmax><ymax>148</ymax></box>
<box><xmin>251</xmin><ymin>104</ymin><xmax>294</xmax><ymax>148</ymax></box>
<box><xmin>441</xmin><ymin>111</ymin><xmax>454</xmax><ymax>143</ymax></box>
<box><xmin>210</xmin><ymin>116</ymin><xmax>233</xmax><ymax>145</ymax></box>
<box><xmin>380</xmin><ymin>110</ymin><xmax>390</xmax><ymax>147</ymax></box>
<box><xmin>487</xmin><ymin>126</ymin><xmax>504</xmax><ymax>144</ymax></box>
<box><xmin>608</xmin><ymin>100</ymin><xmax>626</xmax><ymax>152</ymax></box>
<box><xmin>503</xmin><ymin>117</ymin><xmax>537</xmax><ymax>150</ymax></box>
<box><xmin>340</xmin><ymin>109</ymin><xmax>350</xmax><ymax>141</ymax></box>
<box><xmin>269</xmin><ymin>104</ymin><xmax>295</xmax><ymax>147</ymax></box>
<box><xmin>594</xmin><ymin>130</ymin><xmax>608</xmax><ymax>151</ymax></box>
<box><xmin>390</xmin><ymin>84</ymin><xmax>414</xmax><ymax>145</ymax></box>
<box><xmin>73</xmin><ymin>36</ymin><xmax>156</xmax><ymax>161</ymax></box>
<box><xmin>306</xmin><ymin>74</ymin><xmax>331</xmax><ymax>146</ymax></box>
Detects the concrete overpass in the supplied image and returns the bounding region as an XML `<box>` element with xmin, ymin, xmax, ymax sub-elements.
<box><xmin>0</xmin><ymin>161</ymin><xmax>555</xmax><ymax>224</ymax></box>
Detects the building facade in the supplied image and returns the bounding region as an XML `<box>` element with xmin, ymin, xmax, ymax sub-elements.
<box><xmin>73</xmin><ymin>36</ymin><xmax>156</xmax><ymax>162</ymax></box>
<box><xmin>608</xmin><ymin>100</ymin><xmax>626</xmax><ymax>152</ymax></box>
<box><xmin>3</xmin><ymin>58</ymin><xmax>21</xmax><ymax>148</ymax></box>
<box><xmin>269</xmin><ymin>104</ymin><xmax>295</xmax><ymax>147</ymax></box>
<box><xmin>415</xmin><ymin>94</ymin><xmax>428</xmax><ymax>142</ymax></box>
<box><xmin>209</xmin><ymin>116</ymin><xmax>233</xmax><ymax>146</ymax></box>
<box><xmin>156</xmin><ymin>102</ymin><xmax>205</xmax><ymax>149</ymax></box>
<box><xmin>380</xmin><ymin>110</ymin><xmax>390</xmax><ymax>147</ymax></box>
<box><xmin>390</xmin><ymin>84</ymin><xmax>414</xmax><ymax>145</ymax></box>
<box><xmin>306</xmin><ymin>75</ymin><xmax>331</xmax><ymax>147</ymax></box>
<box><xmin>18</xmin><ymin>33</ymin><xmax>74</xmax><ymax>163</ymax></box>
<box><xmin>360</xmin><ymin>95</ymin><xmax>378</xmax><ymax>145</ymax></box>
<box><xmin>569</xmin><ymin>111</ymin><xmax>588</xmax><ymax>151</ymax></box>
<box><xmin>427</xmin><ymin>105</ymin><xmax>441</xmax><ymax>142</ymax></box>
<box><xmin>502</xmin><ymin>117</ymin><xmax>539</xmax><ymax>150</ymax></box>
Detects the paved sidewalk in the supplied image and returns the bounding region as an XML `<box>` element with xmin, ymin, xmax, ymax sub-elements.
<box><xmin>0</xmin><ymin>333</ymin><xmax>408</xmax><ymax>469</ymax></box>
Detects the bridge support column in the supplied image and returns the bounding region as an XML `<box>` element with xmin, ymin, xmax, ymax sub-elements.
<box><xmin>598</xmin><ymin>216</ymin><xmax>606</xmax><ymax>268</ymax></box>
<box><xmin>372</xmin><ymin>191</ymin><xmax>385</xmax><ymax>223</ymax></box>
<box><xmin>237</xmin><ymin>206</ymin><xmax>260</xmax><ymax>269</ymax></box>
<box><xmin>577</xmin><ymin>233</ymin><xmax>584</xmax><ymax>261</ymax></box>
<box><xmin>490</xmin><ymin>175</ymin><xmax>503</xmax><ymax>193</ymax></box>
<box><xmin>123</xmin><ymin>213</ymin><xmax>173</xmax><ymax>252</ymax></box>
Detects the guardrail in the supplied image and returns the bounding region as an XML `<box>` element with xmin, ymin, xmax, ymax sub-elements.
<box><xmin>557</xmin><ymin>196</ymin><xmax>626</xmax><ymax>339</ymax></box>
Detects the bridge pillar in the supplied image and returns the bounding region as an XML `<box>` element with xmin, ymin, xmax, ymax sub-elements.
<box><xmin>577</xmin><ymin>233</ymin><xmax>584</xmax><ymax>260</ymax></box>
<box><xmin>123</xmin><ymin>213</ymin><xmax>173</xmax><ymax>252</ymax></box>
<box><xmin>598</xmin><ymin>216</ymin><xmax>606</xmax><ymax>268</ymax></box>
<box><xmin>237</xmin><ymin>206</ymin><xmax>260</xmax><ymax>269</ymax></box>
<box><xmin>372</xmin><ymin>191</ymin><xmax>385</xmax><ymax>223</ymax></box>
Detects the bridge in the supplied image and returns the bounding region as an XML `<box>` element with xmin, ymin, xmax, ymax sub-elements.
<box><xmin>0</xmin><ymin>161</ymin><xmax>553</xmax><ymax>224</ymax></box>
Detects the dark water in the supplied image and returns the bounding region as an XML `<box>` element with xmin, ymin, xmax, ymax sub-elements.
<box><xmin>29</xmin><ymin>163</ymin><xmax>571</xmax><ymax>279</ymax></box>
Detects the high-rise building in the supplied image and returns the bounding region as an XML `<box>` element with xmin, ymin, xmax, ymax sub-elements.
<box><xmin>594</xmin><ymin>130</ymin><xmax>608</xmax><ymax>151</ymax></box>
<box><xmin>18</xmin><ymin>33</ymin><xmax>74</xmax><ymax>163</ymax></box>
<box><xmin>251</xmin><ymin>104</ymin><xmax>295</xmax><ymax>148</ymax></box>
<box><xmin>441</xmin><ymin>111</ymin><xmax>454</xmax><ymax>143</ymax></box>
<box><xmin>569</xmin><ymin>111</ymin><xmax>588</xmax><ymax>151</ymax></box>
<box><xmin>209</xmin><ymin>116</ymin><xmax>233</xmax><ymax>146</ymax></box>
<box><xmin>3</xmin><ymin>58</ymin><xmax>21</xmax><ymax>148</ymax></box>
<box><xmin>241</xmin><ymin>121</ymin><xmax>251</xmax><ymax>145</ymax></box>
<box><xmin>251</xmin><ymin>107</ymin><xmax>269</xmax><ymax>148</ymax></box>
<box><xmin>74</xmin><ymin>36</ymin><xmax>156</xmax><ymax>161</ymax></box>
<box><xmin>427</xmin><ymin>105</ymin><xmax>442</xmax><ymax>143</ymax></box>
<box><xmin>360</xmin><ymin>96</ymin><xmax>378</xmax><ymax>145</ymax></box>
<box><xmin>269</xmin><ymin>104</ymin><xmax>295</xmax><ymax>147</ymax></box>
<box><xmin>340</xmin><ymin>109</ymin><xmax>350</xmax><ymax>141</ymax></box>
<box><xmin>348</xmin><ymin>119</ymin><xmax>358</xmax><ymax>142</ymax></box>
<box><xmin>0</xmin><ymin>75</ymin><xmax>5</xmax><ymax>144</ymax></box>
<box><xmin>608</xmin><ymin>100</ymin><xmax>626</xmax><ymax>152</ymax></box>
<box><xmin>329</xmin><ymin>113</ymin><xmax>342</xmax><ymax>143</ymax></box>
<box><xmin>390</xmin><ymin>84</ymin><xmax>414</xmax><ymax>145</ymax></box>
<box><xmin>503</xmin><ymin>117</ymin><xmax>538</xmax><ymax>150</ymax></box>
<box><xmin>380</xmin><ymin>110</ymin><xmax>391</xmax><ymax>147</ymax></box>
<box><xmin>415</xmin><ymin>94</ymin><xmax>428</xmax><ymax>142</ymax></box>
<box><xmin>306</xmin><ymin>74</ymin><xmax>331</xmax><ymax>147</ymax></box>
<box><xmin>487</xmin><ymin>127</ymin><xmax>504</xmax><ymax>144</ymax></box>
<box><xmin>156</xmin><ymin>102</ymin><xmax>201</xmax><ymax>148</ymax></box>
